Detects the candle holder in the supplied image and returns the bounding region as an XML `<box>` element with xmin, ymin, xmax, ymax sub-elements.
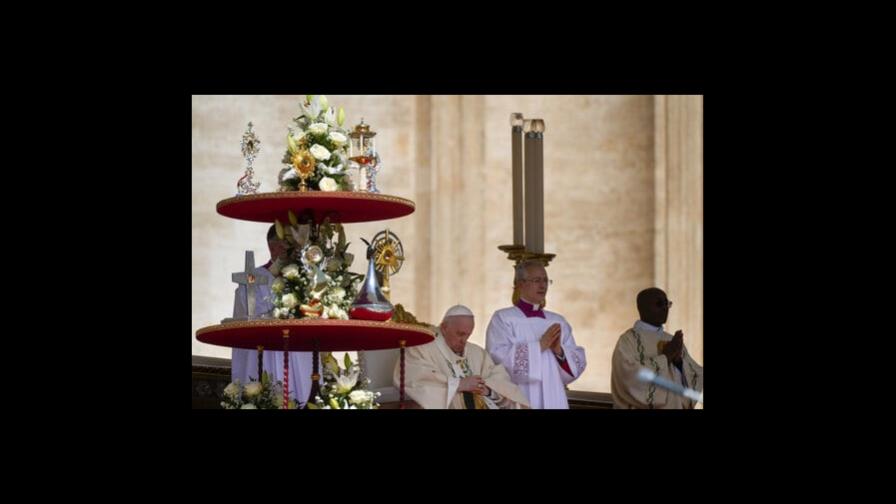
<box><xmin>349</xmin><ymin>119</ymin><xmax>382</xmax><ymax>193</ymax></box>
<box><xmin>524</xmin><ymin>118</ymin><xmax>545</xmax><ymax>254</ymax></box>
<box><xmin>502</xmin><ymin>114</ymin><xmax>553</xmax><ymax>305</ymax></box>
<box><xmin>510</xmin><ymin>113</ymin><xmax>524</xmax><ymax>246</ymax></box>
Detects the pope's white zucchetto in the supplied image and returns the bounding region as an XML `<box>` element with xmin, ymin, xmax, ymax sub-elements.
<box><xmin>442</xmin><ymin>304</ymin><xmax>474</xmax><ymax>320</ymax></box>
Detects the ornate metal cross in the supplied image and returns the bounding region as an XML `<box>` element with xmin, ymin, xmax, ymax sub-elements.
<box><xmin>232</xmin><ymin>250</ymin><xmax>269</xmax><ymax>319</ymax></box>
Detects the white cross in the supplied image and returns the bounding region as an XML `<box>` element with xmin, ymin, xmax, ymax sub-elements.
<box><xmin>232</xmin><ymin>250</ymin><xmax>269</xmax><ymax>319</ymax></box>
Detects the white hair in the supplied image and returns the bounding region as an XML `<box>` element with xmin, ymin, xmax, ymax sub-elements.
<box><xmin>514</xmin><ymin>259</ymin><xmax>545</xmax><ymax>283</ymax></box>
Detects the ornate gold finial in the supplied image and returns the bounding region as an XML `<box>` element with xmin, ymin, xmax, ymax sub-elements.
<box><xmin>371</xmin><ymin>229</ymin><xmax>404</xmax><ymax>301</ymax></box>
<box><xmin>391</xmin><ymin>304</ymin><xmax>436</xmax><ymax>333</ymax></box>
<box><xmin>237</xmin><ymin>122</ymin><xmax>262</xmax><ymax>195</ymax></box>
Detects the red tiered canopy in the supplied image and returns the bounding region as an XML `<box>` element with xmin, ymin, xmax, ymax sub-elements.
<box><xmin>216</xmin><ymin>191</ymin><xmax>415</xmax><ymax>224</ymax></box>
<box><xmin>196</xmin><ymin>319</ymin><xmax>434</xmax><ymax>351</ymax></box>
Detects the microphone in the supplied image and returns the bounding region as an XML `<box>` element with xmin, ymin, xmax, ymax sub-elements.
<box><xmin>637</xmin><ymin>368</ymin><xmax>703</xmax><ymax>404</ymax></box>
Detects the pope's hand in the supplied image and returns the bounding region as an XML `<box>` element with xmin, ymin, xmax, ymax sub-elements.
<box><xmin>459</xmin><ymin>375</ymin><xmax>486</xmax><ymax>393</ymax></box>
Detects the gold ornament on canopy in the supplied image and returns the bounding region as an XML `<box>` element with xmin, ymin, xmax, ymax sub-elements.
<box><xmin>236</xmin><ymin>122</ymin><xmax>262</xmax><ymax>195</ymax></box>
<box><xmin>292</xmin><ymin>149</ymin><xmax>316</xmax><ymax>192</ymax></box>
<box><xmin>371</xmin><ymin>229</ymin><xmax>404</xmax><ymax>301</ymax></box>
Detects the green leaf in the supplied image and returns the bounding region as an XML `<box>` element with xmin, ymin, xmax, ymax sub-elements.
<box><xmin>287</xmin><ymin>134</ymin><xmax>298</xmax><ymax>155</ymax></box>
<box><xmin>306</xmin><ymin>402</ymin><xmax>319</xmax><ymax>409</ymax></box>
<box><xmin>344</xmin><ymin>352</ymin><xmax>352</xmax><ymax>370</ymax></box>
<box><xmin>275</xmin><ymin>219</ymin><xmax>285</xmax><ymax>239</ymax></box>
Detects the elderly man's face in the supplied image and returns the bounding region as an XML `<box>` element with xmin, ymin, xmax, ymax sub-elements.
<box><xmin>517</xmin><ymin>265</ymin><xmax>549</xmax><ymax>305</ymax></box>
<box><xmin>441</xmin><ymin>316</ymin><xmax>474</xmax><ymax>355</ymax></box>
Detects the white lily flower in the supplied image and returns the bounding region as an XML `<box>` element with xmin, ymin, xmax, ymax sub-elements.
<box><xmin>334</xmin><ymin>368</ymin><xmax>359</xmax><ymax>394</ymax></box>
<box><xmin>290</xmin><ymin>224</ymin><xmax>310</xmax><ymax>247</ymax></box>
<box><xmin>303</xmin><ymin>100</ymin><xmax>321</xmax><ymax>121</ymax></box>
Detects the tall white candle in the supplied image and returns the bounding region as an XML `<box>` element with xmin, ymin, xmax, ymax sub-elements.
<box><xmin>511</xmin><ymin>113</ymin><xmax>524</xmax><ymax>245</ymax></box>
<box><xmin>524</xmin><ymin>120</ymin><xmax>536</xmax><ymax>253</ymax></box>
<box><xmin>530</xmin><ymin>119</ymin><xmax>545</xmax><ymax>254</ymax></box>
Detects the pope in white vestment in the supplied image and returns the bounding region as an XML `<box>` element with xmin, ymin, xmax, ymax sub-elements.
<box><xmin>611</xmin><ymin>288</ymin><xmax>704</xmax><ymax>409</ymax></box>
<box><xmin>485</xmin><ymin>260</ymin><xmax>587</xmax><ymax>409</ymax></box>
<box><xmin>394</xmin><ymin>305</ymin><xmax>529</xmax><ymax>409</ymax></box>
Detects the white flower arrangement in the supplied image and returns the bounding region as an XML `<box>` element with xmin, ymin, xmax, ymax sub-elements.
<box><xmin>220</xmin><ymin>372</ymin><xmax>298</xmax><ymax>410</ymax></box>
<box><xmin>269</xmin><ymin>216</ymin><xmax>361</xmax><ymax>321</ymax></box>
<box><xmin>307</xmin><ymin>353</ymin><xmax>381</xmax><ymax>409</ymax></box>
<box><xmin>279</xmin><ymin>95</ymin><xmax>353</xmax><ymax>192</ymax></box>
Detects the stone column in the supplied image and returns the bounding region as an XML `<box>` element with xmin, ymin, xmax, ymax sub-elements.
<box><xmin>654</xmin><ymin>95</ymin><xmax>703</xmax><ymax>364</ymax></box>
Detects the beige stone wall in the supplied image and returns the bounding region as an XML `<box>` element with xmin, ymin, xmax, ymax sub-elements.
<box><xmin>191</xmin><ymin>95</ymin><xmax>702</xmax><ymax>393</ymax></box>
<box><xmin>654</xmin><ymin>95</ymin><xmax>703</xmax><ymax>364</ymax></box>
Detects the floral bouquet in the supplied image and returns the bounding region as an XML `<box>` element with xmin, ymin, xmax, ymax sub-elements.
<box><xmin>268</xmin><ymin>215</ymin><xmax>361</xmax><ymax>320</ymax></box>
<box><xmin>279</xmin><ymin>95</ymin><xmax>352</xmax><ymax>192</ymax></box>
<box><xmin>307</xmin><ymin>353</ymin><xmax>381</xmax><ymax>409</ymax></box>
<box><xmin>221</xmin><ymin>371</ymin><xmax>298</xmax><ymax>409</ymax></box>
